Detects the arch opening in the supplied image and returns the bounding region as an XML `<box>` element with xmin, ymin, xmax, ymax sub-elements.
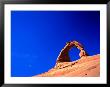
<box><xmin>56</xmin><ymin>41</ymin><xmax>88</xmax><ymax>64</ymax></box>
<box><xmin>69</xmin><ymin>46</ymin><xmax>80</xmax><ymax>61</ymax></box>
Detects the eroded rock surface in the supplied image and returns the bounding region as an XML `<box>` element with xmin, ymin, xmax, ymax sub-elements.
<box><xmin>33</xmin><ymin>41</ymin><xmax>100</xmax><ymax>77</ymax></box>
<box><xmin>55</xmin><ymin>41</ymin><xmax>88</xmax><ymax>65</ymax></box>
<box><xmin>34</xmin><ymin>54</ymin><xmax>100</xmax><ymax>77</ymax></box>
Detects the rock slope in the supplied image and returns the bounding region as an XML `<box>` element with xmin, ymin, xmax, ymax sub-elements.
<box><xmin>33</xmin><ymin>54</ymin><xmax>100</xmax><ymax>77</ymax></box>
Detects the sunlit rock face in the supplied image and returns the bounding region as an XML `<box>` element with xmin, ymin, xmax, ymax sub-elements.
<box><xmin>33</xmin><ymin>41</ymin><xmax>100</xmax><ymax>77</ymax></box>
<box><xmin>33</xmin><ymin>54</ymin><xmax>100</xmax><ymax>77</ymax></box>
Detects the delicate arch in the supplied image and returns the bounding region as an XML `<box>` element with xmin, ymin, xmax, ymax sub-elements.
<box><xmin>56</xmin><ymin>41</ymin><xmax>88</xmax><ymax>63</ymax></box>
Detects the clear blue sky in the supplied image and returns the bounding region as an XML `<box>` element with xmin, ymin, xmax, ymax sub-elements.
<box><xmin>11</xmin><ymin>11</ymin><xmax>100</xmax><ymax>77</ymax></box>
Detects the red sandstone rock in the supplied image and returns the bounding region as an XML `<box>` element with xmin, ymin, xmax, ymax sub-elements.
<box><xmin>33</xmin><ymin>54</ymin><xmax>100</xmax><ymax>77</ymax></box>
<box><xmin>33</xmin><ymin>41</ymin><xmax>100</xmax><ymax>77</ymax></box>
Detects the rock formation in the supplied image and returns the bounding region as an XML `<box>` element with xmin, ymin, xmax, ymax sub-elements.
<box><xmin>55</xmin><ymin>41</ymin><xmax>88</xmax><ymax>66</ymax></box>
<box><xmin>33</xmin><ymin>41</ymin><xmax>100</xmax><ymax>77</ymax></box>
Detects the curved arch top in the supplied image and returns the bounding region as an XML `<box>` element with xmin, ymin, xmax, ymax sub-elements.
<box><xmin>56</xmin><ymin>41</ymin><xmax>88</xmax><ymax>63</ymax></box>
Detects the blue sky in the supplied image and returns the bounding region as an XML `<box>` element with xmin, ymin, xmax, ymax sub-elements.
<box><xmin>11</xmin><ymin>11</ymin><xmax>100</xmax><ymax>77</ymax></box>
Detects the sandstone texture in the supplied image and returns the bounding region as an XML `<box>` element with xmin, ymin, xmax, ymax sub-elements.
<box><xmin>33</xmin><ymin>41</ymin><xmax>100</xmax><ymax>77</ymax></box>
<box><xmin>34</xmin><ymin>54</ymin><xmax>100</xmax><ymax>77</ymax></box>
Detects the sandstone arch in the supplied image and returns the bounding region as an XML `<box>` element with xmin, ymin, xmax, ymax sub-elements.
<box><xmin>56</xmin><ymin>41</ymin><xmax>88</xmax><ymax>64</ymax></box>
